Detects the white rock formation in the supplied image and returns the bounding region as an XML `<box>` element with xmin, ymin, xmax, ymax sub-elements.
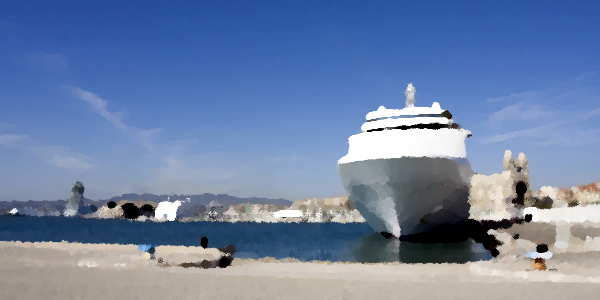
<box><xmin>573</xmin><ymin>182</ymin><xmax>600</xmax><ymax>205</ymax></box>
<box><xmin>469</xmin><ymin>150</ymin><xmax>531</xmax><ymax>221</ymax></box>
<box><xmin>538</xmin><ymin>186</ymin><xmax>566</xmax><ymax>207</ymax></box>
<box><xmin>216</xmin><ymin>198</ymin><xmax>364</xmax><ymax>223</ymax></box>
<box><xmin>64</xmin><ymin>181</ymin><xmax>85</xmax><ymax>217</ymax></box>
<box><xmin>92</xmin><ymin>205</ymin><xmax>124</xmax><ymax>219</ymax></box>
<box><xmin>206</xmin><ymin>200</ymin><xmax>224</xmax><ymax>220</ymax></box>
<box><xmin>155</xmin><ymin>200</ymin><xmax>184</xmax><ymax>221</ymax></box>
<box><xmin>531</xmin><ymin>182</ymin><xmax>600</xmax><ymax>208</ymax></box>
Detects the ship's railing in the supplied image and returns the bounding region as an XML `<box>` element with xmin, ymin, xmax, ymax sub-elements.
<box><xmin>367</xmin><ymin>114</ymin><xmax>444</xmax><ymax>122</ymax></box>
<box><xmin>365</xmin><ymin>122</ymin><xmax>466</xmax><ymax>132</ymax></box>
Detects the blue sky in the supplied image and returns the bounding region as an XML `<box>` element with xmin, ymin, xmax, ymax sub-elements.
<box><xmin>1</xmin><ymin>1</ymin><xmax>599</xmax><ymax>201</ymax></box>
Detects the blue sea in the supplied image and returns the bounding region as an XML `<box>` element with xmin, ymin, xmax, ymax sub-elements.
<box><xmin>0</xmin><ymin>216</ymin><xmax>492</xmax><ymax>263</ymax></box>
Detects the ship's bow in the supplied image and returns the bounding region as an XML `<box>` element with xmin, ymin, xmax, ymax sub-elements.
<box><xmin>337</xmin><ymin>156</ymin><xmax>473</xmax><ymax>238</ymax></box>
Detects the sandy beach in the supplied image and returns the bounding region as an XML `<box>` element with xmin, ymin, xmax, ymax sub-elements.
<box><xmin>1</xmin><ymin>240</ymin><xmax>600</xmax><ymax>299</ymax></box>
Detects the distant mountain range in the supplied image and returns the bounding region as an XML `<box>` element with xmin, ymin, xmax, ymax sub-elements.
<box><xmin>0</xmin><ymin>193</ymin><xmax>293</xmax><ymax>214</ymax></box>
<box><xmin>100</xmin><ymin>193</ymin><xmax>293</xmax><ymax>207</ymax></box>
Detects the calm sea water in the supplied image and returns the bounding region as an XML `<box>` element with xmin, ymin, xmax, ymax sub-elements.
<box><xmin>0</xmin><ymin>216</ymin><xmax>492</xmax><ymax>263</ymax></box>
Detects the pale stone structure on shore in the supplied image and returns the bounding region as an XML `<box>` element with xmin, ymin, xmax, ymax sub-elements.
<box><xmin>64</xmin><ymin>181</ymin><xmax>85</xmax><ymax>217</ymax></box>
<box><xmin>290</xmin><ymin>197</ymin><xmax>365</xmax><ymax>223</ymax></box>
<box><xmin>468</xmin><ymin>150</ymin><xmax>531</xmax><ymax>221</ymax></box>
<box><xmin>155</xmin><ymin>198</ymin><xmax>184</xmax><ymax>221</ymax></box>
<box><xmin>221</xmin><ymin>203</ymin><xmax>282</xmax><ymax>223</ymax></box>
<box><xmin>216</xmin><ymin>197</ymin><xmax>365</xmax><ymax>223</ymax></box>
<box><xmin>92</xmin><ymin>205</ymin><xmax>124</xmax><ymax>219</ymax></box>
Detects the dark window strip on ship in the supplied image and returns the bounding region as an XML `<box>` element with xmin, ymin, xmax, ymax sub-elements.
<box><xmin>366</xmin><ymin>122</ymin><xmax>461</xmax><ymax>132</ymax></box>
<box><xmin>366</xmin><ymin>114</ymin><xmax>444</xmax><ymax>122</ymax></box>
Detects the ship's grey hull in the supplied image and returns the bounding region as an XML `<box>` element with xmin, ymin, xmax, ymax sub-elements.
<box><xmin>337</xmin><ymin>157</ymin><xmax>474</xmax><ymax>238</ymax></box>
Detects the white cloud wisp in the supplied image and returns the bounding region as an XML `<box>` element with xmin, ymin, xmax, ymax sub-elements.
<box><xmin>482</xmin><ymin>72</ymin><xmax>600</xmax><ymax>146</ymax></box>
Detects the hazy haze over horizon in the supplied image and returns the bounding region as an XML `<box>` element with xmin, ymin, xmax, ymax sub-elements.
<box><xmin>1</xmin><ymin>1</ymin><xmax>599</xmax><ymax>201</ymax></box>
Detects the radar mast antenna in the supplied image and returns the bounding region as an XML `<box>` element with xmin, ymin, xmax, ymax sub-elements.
<box><xmin>405</xmin><ymin>83</ymin><xmax>416</xmax><ymax>108</ymax></box>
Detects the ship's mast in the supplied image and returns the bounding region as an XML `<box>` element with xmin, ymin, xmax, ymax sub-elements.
<box><xmin>404</xmin><ymin>83</ymin><xmax>416</xmax><ymax>108</ymax></box>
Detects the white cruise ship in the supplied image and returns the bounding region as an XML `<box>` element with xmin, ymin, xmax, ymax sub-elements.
<box><xmin>337</xmin><ymin>84</ymin><xmax>474</xmax><ymax>239</ymax></box>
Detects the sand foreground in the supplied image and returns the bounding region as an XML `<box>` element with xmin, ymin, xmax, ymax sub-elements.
<box><xmin>1</xmin><ymin>241</ymin><xmax>600</xmax><ymax>299</ymax></box>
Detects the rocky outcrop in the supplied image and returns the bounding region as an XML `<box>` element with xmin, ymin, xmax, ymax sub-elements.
<box><xmin>195</xmin><ymin>197</ymin><xmax>365</xmax><ymax>223</ymax></box>
<box><xmin>469</xmin><ymin>150</ymin><xmax>531</xmax><ymax>221</ymax></box>
<box><xmin>64</xmin><ymin>181</ymin><xmax>85</xmax><ymax>217</ymax></box>
<box><xmin>220</xmin><ymin>203</ymin><xmax>283</xmax><ymax>223</ymax></box>
<box><xmin>531</xmin><ymin>182</ymin><xmax>600</xmax><ymax>209</ymax></box>
<box><xmin>568</xmin><ymin>182</ymin><xmax>600</xmax><ymax>206</ymax></box>
<box><xmin>91</xmin><ymin>205</ymin><xmax>124</xmax><ymax>219</ymax></box>
<box><xmin>88</xmin><ymin>200</ymin><xmax>159</xmax><ymax>221</ymax></box>
<box><xmin>290</xmin><ymin>196</ymin><xmax>365</xmax><ymax>223</ymax></box>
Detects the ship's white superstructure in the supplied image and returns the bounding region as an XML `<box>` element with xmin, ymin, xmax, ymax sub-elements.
<box><xmin>337</xmin><ymin>83</ymin><xmax>474</xmax><ymax>238</ymax></box>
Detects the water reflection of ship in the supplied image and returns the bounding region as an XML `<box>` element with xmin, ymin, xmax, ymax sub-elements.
<box><xmin>353</xmin><ymin>233</ymin><xmax>492</xmax><ymax>264</ymax></box>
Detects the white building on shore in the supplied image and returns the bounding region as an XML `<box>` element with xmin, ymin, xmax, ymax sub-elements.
<box><xmin>273</xmin><ymin>209</ymin><xmax>303</xmax><ymax>222</ymax></box>
<box><xmin>155</xmin><ymin>197</ymin><xmax>187</xmax><ymax>221</ymax></box>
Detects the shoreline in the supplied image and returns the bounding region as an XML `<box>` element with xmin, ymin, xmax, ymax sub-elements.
<box><xmin>2</xmin><ymin>240</ymin><xmax>600</xmax><ymax>299</ymax></box>
<box><xmin>3</xmin><ymin>240</ymin><xmax>600</xmax><ymax>278</ymax></box>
